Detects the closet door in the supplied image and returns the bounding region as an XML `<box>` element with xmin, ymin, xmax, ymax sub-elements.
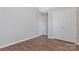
<box><xmin>53</xmin><ymin>8</ymin><xmax>77</xmax><ymax>42</ymax></box>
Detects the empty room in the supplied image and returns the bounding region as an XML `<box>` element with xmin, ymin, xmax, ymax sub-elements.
<box><xmin>0</xmin><ymin>7</ymin><xmax>79</xmax><ymax>51</ymax></box>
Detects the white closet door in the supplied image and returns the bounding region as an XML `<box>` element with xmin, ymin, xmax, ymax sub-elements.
<box><xmin>53</xmin><ymin>8</ymin><xmax>77</xmax><ymax>42</ymax></box>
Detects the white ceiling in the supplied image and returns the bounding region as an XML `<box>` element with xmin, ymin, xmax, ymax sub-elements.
<box><xmin>38</xmin><ymin>7</ymin><xmax>52</xmax><ymax>13</ymax></box>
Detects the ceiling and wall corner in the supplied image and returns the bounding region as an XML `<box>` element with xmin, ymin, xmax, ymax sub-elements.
<box><xmin>38</xmin><ymin>7</ymin><xmax>52</xmax><ymax>13</ymax></box>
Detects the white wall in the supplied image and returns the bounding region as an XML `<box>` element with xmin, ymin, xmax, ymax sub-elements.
<box><xmin>39</xmin><ymin>12</ymin><xmax>48</xmax><ymax>35</ymax></box>
<box><xmin>0</xmin><ymin>7</ymin><xmax>39</xmax><ymax>46</ymax></box>
<box><xmin>48</xmin><ymin>8</ymin><xmax>77</xmax><ymax>43</ymax></box>
<box><xmin>77</xmin><ymin>8</ymin><xmax>79</xmax><ymax>43</ymax></box>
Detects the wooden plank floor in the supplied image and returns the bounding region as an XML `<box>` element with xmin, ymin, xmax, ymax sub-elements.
<box><xmin>0</xmin><ymin>35</ymin><xmax>78</xmax><ymax>51</ymax></box>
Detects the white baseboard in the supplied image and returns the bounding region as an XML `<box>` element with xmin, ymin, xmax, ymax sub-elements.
<box><xmin>48</xmin><ymin>36</ymin><xmax>56</xmax><ymax>39</ymax></box>
<box><xmin>75</xmin><ymin>42</ymin><xmax>79</xmax><ymax>45</ymax></box>
<box><xmin>48</xmin><ymin>36</ymin><xmax>77</xmax><ymax>44</ymax></box>
<box><xmin>0</xmin><ymin>35</ymin><xmax>41</xmax><ymax>49</ymax></box>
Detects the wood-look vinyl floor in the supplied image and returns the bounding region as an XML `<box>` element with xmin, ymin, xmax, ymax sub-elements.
<box><xmin>0</xmin><ymin>35</ymin><xmax>78</xmax><ymax>51</ymax></box>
